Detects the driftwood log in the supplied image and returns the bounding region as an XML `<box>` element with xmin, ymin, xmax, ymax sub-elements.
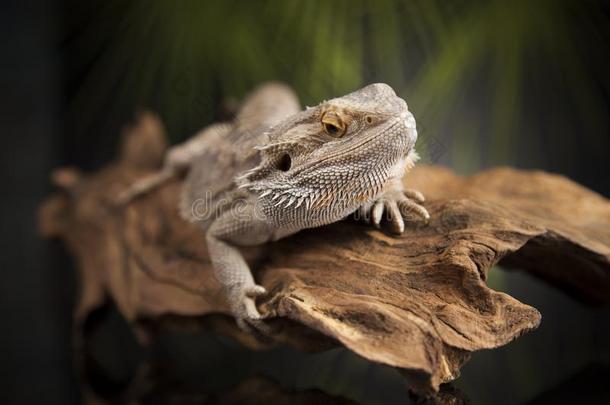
<box><xmin>39</xmin><ymin>113</ymin><xmax>610</xmax><ymax>394</ymax></box>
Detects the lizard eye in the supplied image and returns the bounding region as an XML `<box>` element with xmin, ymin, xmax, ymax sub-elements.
<box><xmin>321</xmin><ymin>111</ymin><xmax>346</xmax><ymax>137</ymax></box>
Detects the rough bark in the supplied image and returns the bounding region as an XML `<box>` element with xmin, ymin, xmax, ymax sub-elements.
<box><xmin>39</xmin><ymin>112</ymin><xmax>610</xmax><ymax>394</ymax></box>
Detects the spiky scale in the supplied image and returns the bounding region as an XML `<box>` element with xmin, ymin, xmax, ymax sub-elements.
<box><xmin>285</xmin><ymin>196</ymin><xmax>296</xmax><ymax>207</ymax></box>
<box><xmin>275</xmin><ymin>195</ymin><xmax>288</xmax><ymax>206</ymax></box>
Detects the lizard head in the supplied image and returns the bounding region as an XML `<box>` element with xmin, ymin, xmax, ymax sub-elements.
<box><xmin>238</xmin><ymin>83</ymin><xmax>418</xmax><ymax>211</ymax></box>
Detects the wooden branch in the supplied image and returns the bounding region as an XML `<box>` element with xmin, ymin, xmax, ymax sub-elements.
<box><xmin>39</xmin><ymin>112</ymin><xmax>610</xmax><ymax>394</ymax></box>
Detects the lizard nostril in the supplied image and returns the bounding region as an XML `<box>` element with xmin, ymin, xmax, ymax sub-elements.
<box><xmin>277</xmin><ymin>153</ymin><xmax>292</xmax><ymax>172</ymax></box>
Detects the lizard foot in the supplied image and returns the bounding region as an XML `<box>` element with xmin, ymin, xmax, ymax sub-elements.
<box><xmin>229</xmin><ymin>284</ymin><xmax>274</xmax><ymax>339</ymax></box>
<box><xmin>357</xmin><ymin>188</ymin><xmax>429</xmax><ymax>233</ymax></box>
<box><xmin>115</xmin><ymin>145</ymin><xmax>192</xmax><ymax>205</ymax></box>
<box><xmin>115</xmin><ymin>169</ymin><xmax>174</xmax><ymax>205</ymax></box>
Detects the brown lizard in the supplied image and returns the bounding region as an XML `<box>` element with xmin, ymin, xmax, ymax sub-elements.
<box><xmin>118</xmin><ymin>82</ymin><xmax>429</xmax><ymax>334</ymax></box>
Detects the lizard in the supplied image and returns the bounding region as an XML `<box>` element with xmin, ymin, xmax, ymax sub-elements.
<box><xmin>118</xmin><ymin>82</ymin><xmax>429</xmax><ymax>334</ymax></box>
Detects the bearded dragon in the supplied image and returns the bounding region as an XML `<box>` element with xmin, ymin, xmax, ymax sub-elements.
<box><xmin>119</xmin><ymin>82</ymin><xmax>429</xmax><ymax>334</ymax></box>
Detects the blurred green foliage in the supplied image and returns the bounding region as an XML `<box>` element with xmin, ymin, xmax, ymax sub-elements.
<box><xmin>63</xmin><ymin>0</ymin><xmax>610</xmax><ymax>174</ymax></box>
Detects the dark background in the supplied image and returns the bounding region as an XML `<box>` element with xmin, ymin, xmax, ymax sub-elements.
<box><xmin>1</xmin><ymin>1</ymin><xmax>609</xmax><ymax>404</ymax></box>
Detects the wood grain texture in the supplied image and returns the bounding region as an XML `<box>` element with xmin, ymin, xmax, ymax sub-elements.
<box><xmin>39</xmin><ymin>113</ymin><xmax>610</xmax><ymax>393</ymax></box>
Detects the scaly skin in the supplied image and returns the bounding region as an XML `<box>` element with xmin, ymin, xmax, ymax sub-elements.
<box><xmin>119</xmin><ymin>82</ymin><xmax>429</xmax><ymax>334</ymax></box>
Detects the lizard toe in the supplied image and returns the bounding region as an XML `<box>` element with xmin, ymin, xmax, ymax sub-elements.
<box><xmin>231</xmin><ymin>293</ymin><xmax>278</xmax><ymax>341</ymax></box>
<box><xmin>245</xmin><ymin>285</ymin><xmax>268</xmax><ymax>298</ymax></box>
<box><xmin>398</xmin><ymin>198</ymin><xmax>430</xmax><ymax>223</ymax></box>
<box><xmin>386</xmin><ymin>200</ymin><xmax>405</xmax><ymax>234</ymax></box>
<box><xmin>356</xmin><ymin>204</ymin><xmax>371</xmax><ymax>223</ymax></box>
<box><xmin>243</xmin><ymin>296</ymin><xmax>262</xmax><ymax>320</ymax></box>
<box><xmin>403</xmin><ymin>188</ymin><xmax>425</xmax><ymax>203</ymax></box>
<box><xmin>371</xmin><ymin>201</ymin><xmax>384</xmax><ymax>228</ymax></box>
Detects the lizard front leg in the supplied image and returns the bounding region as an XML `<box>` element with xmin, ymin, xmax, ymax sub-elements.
<box><xmin>357</xmin><ymin>178</ymin><xmax>429</xmax><ymax>233</ymax></box>
<box><xmin>205</xmin><ymin>204</ymin><xmax>273</xmax><ymax>335</ymax></box>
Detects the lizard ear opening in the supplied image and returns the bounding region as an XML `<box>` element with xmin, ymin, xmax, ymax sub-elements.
<box><xmin>277</xmin><ymin>153</ymin><xmax>292</xmax><ymax>172</ymax></box>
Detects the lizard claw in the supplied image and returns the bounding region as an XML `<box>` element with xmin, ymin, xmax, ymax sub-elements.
<box><xmin>229</xmin><ymin>284</ymin><xmax>274</xmax><ymax>339</ymax></box>
<box><xmin>360</xmin><ymin>188</ymin><xmax>429</xmax><ymax>233</ymax></box>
